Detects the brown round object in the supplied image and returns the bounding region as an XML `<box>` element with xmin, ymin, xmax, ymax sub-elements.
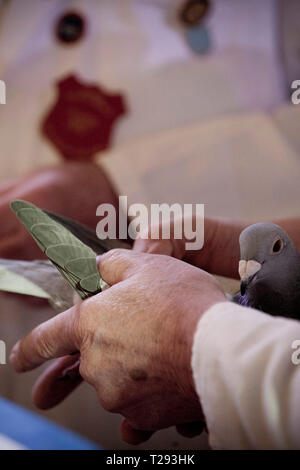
<box><xmin>179</xmin><ymin>0</ymin><xmax>210</xmax><ymax>26</ymax></box>
<box><xmin>55</xmin><ymin>11</ymin><xmax>86</xmax><ymax>44</ymax></box>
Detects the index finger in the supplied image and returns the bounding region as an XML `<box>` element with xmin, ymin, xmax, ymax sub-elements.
<box><xmin>10</xmin><ymin>305</ymin><xmax>81</xmax><ymax>373</ymax></box>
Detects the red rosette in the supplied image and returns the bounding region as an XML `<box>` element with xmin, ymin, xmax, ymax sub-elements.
<box><xmin>42</xmin><ymin>75</ymin><xmax>127</xmax><ymax>161</ymax></box>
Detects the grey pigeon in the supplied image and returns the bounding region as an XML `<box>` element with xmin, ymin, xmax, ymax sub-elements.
<box><xmin>233</xmin><ymin>222</ymin><xmax>300</xmax><ymax>319</ymax></box>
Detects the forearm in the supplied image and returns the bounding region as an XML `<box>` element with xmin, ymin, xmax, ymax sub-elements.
<box><xmin>183</xmin><ymin>217</ymin><xmax>248</xmax><ymax>279</ymax></box>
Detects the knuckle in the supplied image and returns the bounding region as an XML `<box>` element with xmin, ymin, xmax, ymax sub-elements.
<box><xmin>98</xmin><ymin>391</ymin><xmax>122</xmax><ymax>413</ymax></box>
<box><xmin>33</xmin><ymin>326</ymin><xmax>53</xmax><ymax>359</ymax></box>
<box><xmin>100</xmin><ymin>248</ymin><xmax>136</xmax><ymax>282</ymax></box>
<box><xmin>78</xmin><ymin>358</ymin><xmax>94</xmax><ymax>384</ymax></box>
<box><xmin>96</xmin><ymin>380</ymin><xmax>127</xmax><ymax>413</ymax></box>
<box><xmin>103</xmin><ymin>248</ymin><xmax>126</xmax><ymax>264</ymax></box>
<box><xmin>71</xmin><ymin>302</ymin><xmax>86</xmax><ymax>348</ymax></box>
<box><xmin>100</xmin><ymin>249</ymin><xmax>127</xmax><ymax>277</ymax></box>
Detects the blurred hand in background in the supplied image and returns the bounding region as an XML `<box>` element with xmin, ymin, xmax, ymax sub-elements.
<box><xmin>134</xmin><ymin>215</ymin><xmax>247</xmax><ymax>279</ymax></box>
<box><xmin>0</xmin><ymin>162</ymin><xmax>119</xmax><ymax>260</ymax></box>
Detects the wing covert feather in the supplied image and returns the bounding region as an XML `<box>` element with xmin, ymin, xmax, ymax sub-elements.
<box><xmin>11</xmin><ymin>200</ymin><xmax>102</xmax><ymax>299</ymax></box>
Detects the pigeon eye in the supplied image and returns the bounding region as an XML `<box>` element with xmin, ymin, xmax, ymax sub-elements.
<box><xmin>271</xmin><ymin>238</ymin><xmax>283</xmax><ymax>254</ymax></box>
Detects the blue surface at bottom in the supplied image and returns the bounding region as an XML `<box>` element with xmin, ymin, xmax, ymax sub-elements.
<box><xmin>0</xmin><ymin>398</ymin><xmax>100</xmax><ymax>450</ymax></box>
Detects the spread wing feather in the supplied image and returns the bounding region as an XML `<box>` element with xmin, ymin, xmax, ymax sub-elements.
<box><xmin>0</xmin><ymin>259</ymin><xmax>75</xmax><ymax>312</ymax></box>
<box><xmin>11</xmin><ymin>200</ymin><xmax>102</xmax><ymax>300</ymax></box>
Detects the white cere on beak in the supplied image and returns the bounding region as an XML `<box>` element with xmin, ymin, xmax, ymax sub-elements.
<box><xmin>239</xmin><ymin>260</ymin><xmax>262</xmax><ymax>281</ymax></box>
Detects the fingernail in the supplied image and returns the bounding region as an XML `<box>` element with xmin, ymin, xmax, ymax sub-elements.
<box><xmin>58</xmin><ymin>359</ymin><xmax>81</xmax><ymax>380</ymax></box>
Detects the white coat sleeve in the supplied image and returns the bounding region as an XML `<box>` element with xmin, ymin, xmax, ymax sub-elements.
<box><xmin>191</xmin><ymin>301</ymin><xmax>300</xmax><ymax>449</ymax></box>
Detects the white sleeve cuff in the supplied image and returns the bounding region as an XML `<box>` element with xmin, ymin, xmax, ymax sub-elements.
<box><xmin>191</xmin><ymin>301</ymin><xmax>300</xmax><ymax>449</ymax></box>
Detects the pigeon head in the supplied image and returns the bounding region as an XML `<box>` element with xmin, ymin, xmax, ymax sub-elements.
<box><xmin>238</xmin><ymin>223</ymin><xmax>299</xmax><ymax>296</ymax></box>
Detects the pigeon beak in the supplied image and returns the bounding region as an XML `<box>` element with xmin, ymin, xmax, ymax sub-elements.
<box><xmin>240</xmin><ymin>280</ymin><xmax>247</xmax><ymax>296</ymax></box>
<box><xmin>238</xmin><ymin>259</ymin><xmax>262</xmax><ymax>294</ymax></box>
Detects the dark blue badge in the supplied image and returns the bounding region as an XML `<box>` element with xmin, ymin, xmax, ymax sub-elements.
<box><xmin>185</xmin><ymin>25</ymin><xmax>211</xmax><ymax>54</ymax></box>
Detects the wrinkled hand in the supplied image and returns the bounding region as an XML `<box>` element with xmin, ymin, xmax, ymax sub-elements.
<box><xmin>0</xmin><ymin>162</ymin><xmax>118</xmax><ymax>259</ymax></box>
<box><xmin>10</xmin><ymin>249</ymin><xmax>226</xmax><ymax>444</ymax></box>
<box><xmin>133</xmin><ymin>215</ymin><xmax>246</xmax><ymax>441</ymax></box>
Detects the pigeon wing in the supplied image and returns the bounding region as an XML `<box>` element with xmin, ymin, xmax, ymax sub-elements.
<box><xmin>44</xmin><ymin>209</ymin><xmax>131</xmax><ymax>254</ymax></box>
<box><xmin>0</xmin><ymin>258</ymin><xmax>76</xmax><ymax>312</ymax></box>
<box><xmin>11</xmin><ymin>200</ymin><xmax>102</xmax><ymax>300</ymax></box>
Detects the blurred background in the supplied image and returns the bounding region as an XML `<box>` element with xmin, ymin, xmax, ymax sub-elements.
<box><xmin>0</xmin><ymin>0</ymin><xmax>300</xmax><ymax>449</ymax></box>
